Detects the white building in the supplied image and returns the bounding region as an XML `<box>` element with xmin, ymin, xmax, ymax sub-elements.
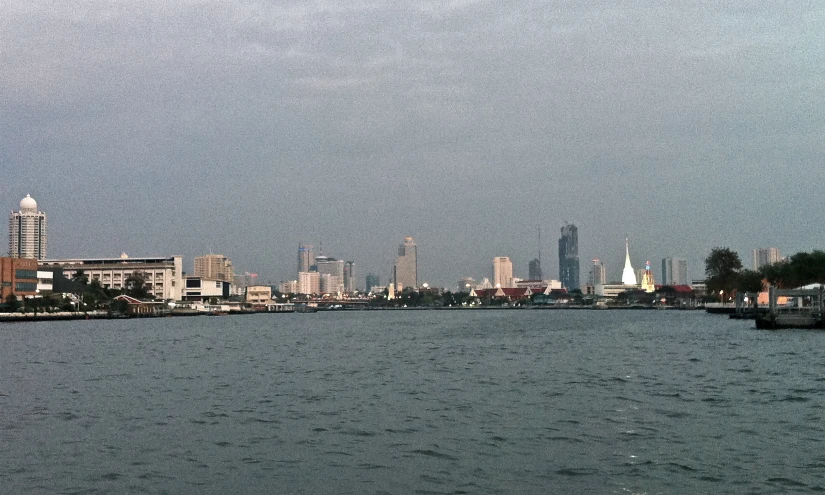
<box><xmin>662</xmin><ymin>258</ymin><xmax>688</xmax><ymax>285</ymax></box>
<box><xmin>9</xmin><ymin>194</ymin><xmax>47</xmax><ymax>259</ymax></box>
<box><xmin>394</xmin><ymin>236</ymin><xmax>417</xmax><ymax>290</ymax></box>
<box><xmin>493</xmin><ymin>256</ymin><xmax>513</xmax><ymax>288</ymax></box>
<box><xmin>316</xmin><ymin>256</ymin><xmax>344</xmax><ymax>293</ymax></box>
<box><xmin>621</xmin><ymin>238</ymin><xmax>637</xmax><ymax>286</ymax></box>
<box><xmin>40</xmin><ymin>255</ymin><xmax>183</xmax><ymax>300</ymax></box>
<box><xmin>246</xmin><ymin>285</ymin><xmax>272</xmax><ymax>304</ymax></box>
<box><xmin>298</xmin><ymin>271</ymin><xmax>320</xmax><ymax>295</ymax></box>
<box><xmin>278</xmin><ymin>280</ymin><xmax>298</xmax><ymax>294</ymax></box>
<box><xmin>183</xmin><ymin>276</ymin><xmax>231</xmax><ymax>301</ymax></box>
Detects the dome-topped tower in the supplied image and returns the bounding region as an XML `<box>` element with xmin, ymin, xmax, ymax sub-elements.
<box><xmin>9</xmin><ymin>194</ymin><xmax>47</xmax><ymax>259</ymax></box>
<box><xmin>19</xmin><ymin>194</ymin><xmax>38</xmax><ymax>213</ymax></box>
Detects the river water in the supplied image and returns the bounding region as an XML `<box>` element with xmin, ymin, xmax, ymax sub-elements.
<box><xmin>1</xmin><ymin>310</ymin><xmax>823</xmax><ymax>494</ymax></box>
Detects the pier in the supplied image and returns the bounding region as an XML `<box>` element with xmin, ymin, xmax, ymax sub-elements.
<box><xmin>756</xmin><ymin>286</ymin><xmax>825</xmax><ymax>329</ymax></box>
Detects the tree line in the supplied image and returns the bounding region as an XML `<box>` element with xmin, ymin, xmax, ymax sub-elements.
<box><xmin>705</xmin><ymin>248</ymin><xmax>825</xmax><ymax>298</ymax></box>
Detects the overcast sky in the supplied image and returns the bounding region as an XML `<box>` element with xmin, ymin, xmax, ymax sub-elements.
<box><xmin>2</xmin><ymin>1</ymin><xmax>823</xmax><ymax>287</ymax></box>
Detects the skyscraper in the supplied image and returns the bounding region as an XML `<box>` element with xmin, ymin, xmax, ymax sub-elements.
<box><xmin>558</xmin><ymin>223</ymin><xmax>580</xmax><ymax>290</ymax></box>
<box><xmin>493</xmin><ymin>256</ymin><xmax>513</xmax><ymax>288</ymax></box>
<box><xmin>365</xmin><ymin>273</ymin><xmax>379</xmax><ymax>293</ymax></box>
<box><xmin>590</xmin><ymin>259</ymin><xmax>606</xmax><ymax>286</ymax></box>
<box><xmin>662</xmin><ymin>258</ymin><xmax>688</xmax><ymax>285</ymax></box>
<box><xmin>193</xmin><ymin>254</ymin><xmax>234</xmax><ymax>282</ymax></box>
<box><xmin>316</xmin><ymin>255</ymin><xmax>344</xmax><ymax>293</ymax></box>
<box><xmin>752</xmin><ymin>248</ymin><xmax>781</xmax><ymax>271</ymax></box>
<box><xmin>297</xmin><ymin>243</ymin><xmax>314</xmax><ymax>276</ymax></box>
<box><xmin>528</xmin><ymin>258</ymin><xmax>542</xmax><ymax>280</ymax></box>
<box><xmin>394</xmin><ymin>236</ymin><xmax>417</xmax><ymax>290</ymax></box>
<box><xmin>343</xmin><ymin>261</ymin><xmax>356</xmax><ymax>293</ymax></box>
<box><xmin>9</xmin><ymin>194</ymin><xmax>47</xmax><ymax>259</ymax></box>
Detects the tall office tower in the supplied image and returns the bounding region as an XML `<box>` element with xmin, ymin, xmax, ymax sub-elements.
<box><xmin>394</xmin><ymin>236</ymin><xmax>417</xmax><ymax>290</ymax></box>
<box><xmin>194</xmin><ymin>254</ymin><xmax>234</xmax><ymax>282</ymax></box>
<box><xmin>316</xmin><ymin>256</ymin><xmax>345</xmax><ymax>293</ymax></box>
<box><xmin>752</xmin><ymin>248</ymin><xmax>781</xmax><ymax>271</ymax></box>
<box><xmin>297</xmin><ymin>243</ymin><xmax>314</xmax><ymax>275</ymax></box>
<box><xmin>590</xmin><ymin>259</ymin><xmax>607</xmax><ymax>286</ymax></box>
<box><xmin>9</xmin><ymin>194</ymin><xmax>47</xmax><ymax>259</ymax></box>
<box><xmin>365</xmin><ymin>273</ymin><xmax>379</xmax><ymax>293</ymax></box>
<box><xmin>298</xmin><ymin>271</ymin><xmax>320</xmax><ymax>295</ymax></box>
<box><xmin>558</xmin><ymin>223</ymin><xmax>580</xmax><ymax>290</ymax></box>
<box><xmin>621</xmin><ymin>237</ymin><xmax>637</xmax><ymax>285</ymax></box>
<box><xmin>343</xmin><ymin>261</ymin><xmax>356</xmax><ymax>293</ymax></box>
<box><xmin>528</xmin><ymin>258</ymin><xmax>542</xmax><ymax>280</ymax></box>
<box><xmin>661</xmin><ymin>257</ymin><xmax>688</xmax><ymax>285</ymax></box>
<box><xmin>492</xmin><ymin>256</ymin><xmax>514</xmax><ymax>288</ymax></box>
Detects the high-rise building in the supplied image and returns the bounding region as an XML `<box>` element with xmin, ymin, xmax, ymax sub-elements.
<box><xmin>315</xmin><ymin>255</ymin><xmax>344</xmax><ymax>293</ymax></box>
<box><xmin>492</xmin><ymin>256</ymin><xmax>513</xmax><ymax>288</ymax></box>
<box><xmin>365</xmin><ymin>273</ymin><xmax>379</xmax><ymax>293</ymax></box>
<box><xmin>661</xmin><ymin>258</ymin><xmax>688</xmax><ymax>285</ymax></box>
<box><xmin>558</xmin><ymin>224</ymin><xmax>580</xmax><ymax>290</ymax></box>
<box><xmin>590</xmin><ymin>259</ymin><xmax>606</xmax><ymax>286</ymax></box>
<box><xmin>394</xmin><ymin>236</ymin><xmax>417</xmax><ymax>290</ymax></box>
<box><xmin>9</xmin><ymin>194</ymin><xmax>47</xmax><ymax>259</ymax></box>
<box><xmin>621</xmin><ymin>237</ymin><xmax>637</xmax><ymax>286</ymax></box>
<box><xmin>297</xmin><ymin>243</ymin><xmax>314</xmax><ymax>276</ymax></box>
<box><xmin>193</xmin><ymin>254</ymin><xmax>234</xmax><ymax>282</ymax></box>
<box><xmin>457</xmin><ymin>277</ymin><xmax>476</xmax><ymax>292</ymax></box>
<box><xmin>753</xmin><ymin>248</ymin><xmax>781</xmax><ymax>271</ymax></box>
<box><xmin>343</xmin><ymin>261</ymin><xmax>356</xmax><ymax>293</ymax></box>
<box><xmin>528</xmin><ymin>258</ymin><xmax>542</xmax><ymax>280</ymax></box>
<box><xmin>298</xmin><ymin>271</ymin><xmax>320</xmax><ymax>295</ymax></box>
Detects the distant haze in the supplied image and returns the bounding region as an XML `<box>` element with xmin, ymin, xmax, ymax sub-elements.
<box><xmin>2</xmin><ymin>1</ymin><xmax>823</xmax><ymax>286</ymax></box>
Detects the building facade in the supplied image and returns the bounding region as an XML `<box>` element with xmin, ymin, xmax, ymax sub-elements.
<box><xmin>0</xmin><ymin>257</ymin><xmax>39</xmax><ymax>299</ymax></box>
<box><xmin>528</xmin><ymin>258</ymin><xmax>542</xmax><ymax>281</ymax></box>
<box><xmin>753</xmin><ymin>248</ymin><xmax>781</xmax><ymax>271</ymax></box>
<box><xmin>246</xmin><ymin>285</ymin><xmax>272</xmax><ymax>304</ymax></box>
<box><xmin>298</xmin><ymin>271</ymin><xmax>320</xmax><ymax>295</ymax></box>
<box><xmin>493</xmin><ymin>256</ymin><xmax>514</xmax><ymax>288</ymax></box>
<box><xmin>394</xmin><ymin>236</ymin><xmax>417</xmax><ymax>290</ymax></box>
<box><xmin>661</xmin><ymin>258</ymin><xmax>688</xmax><ymax>285</ymax></box>
<box><xmin>365</xmin><ymin>274</ymin><xmax>379</xmax><ymax>293</ymax></box>
<box><xmin>316</xmin><ymin>256</ymin><xmax>344</xmax><ymax>294</ymax></box>
<box><xmin>558</xmin><ymin>224</ymin><xmax>580</xmax><ymax>291</ymax></box>
<box><xmin>343</xmin><ymin>261</ymin><xmax>356</xmax><ymax>293</ymax></box>
<box><xmin>298</xmin><ymin>243</ymin><xmax>314</xmax><ymax>275</ymax></box>
<box><xmin>40</xmin><ymin>255</ymin><xmax>184</xmax><ymax>300</ymax></box>
<box><xmin>9</xmin><ymin>194</ymin><xmax>47</xmax><ymax>260</ymax></box>
<box><xmin>590</xmin><ymin>259</ymin><xmax>607</xmax><ymax>286</ymax></box>
<box><xmin>183</xmin><ymin>276</ymin><xmax>231</xmax><ymax>301</ymax></box>
<box><xmin>193</xmin><ymin>254</ymin><xmax>234</xmax><ymax>282</ymax></box>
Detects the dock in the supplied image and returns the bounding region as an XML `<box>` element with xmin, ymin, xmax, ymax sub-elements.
<box><xmin>756</xmin><ymin>286</ymin><xmax>825</xmax><ymax>329</ymax></box>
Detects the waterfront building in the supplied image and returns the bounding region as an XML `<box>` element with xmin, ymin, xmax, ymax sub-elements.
<box><xmin>298</xmin><ymin>271</ymin><xmax>320</xmax><ymax>295</ymax></box>
<box><xmin>621</xmin><ymin>238</ymin><xmax>637</xmax><ymax>286</ymax></box>
<box><xmin>193</xmin><ymin>254</ymin><xmax>234</xmax><ymax>282</ymax></box>
<box><xmin>40</xmin><ymin>255</ymin><xmax>183</xmax><ymax>300</ymax></box>
<box><xmin>0</xmin><ymin>257</ymin><xmax>39</xmax><ymax>299</ymax></box>
<box><xmin>493</xmin><ymin>256</ymin><xmax>514</xmax><ymax>288</ymax></box>
<box><xmin>528</xmin><ymin>258</ymin><xmax>542</xmax><ymax>281</ymax></box>
<box><xmin>183</xmin><ymin>276</ymin><xmax>231</xmax><ymax>301</ymax></box>
<box><xmin>8</xmin><ymin>194</ymin><xmax>47</xmax><ymax>260</ymax></box>
<box><xmin>365</xmin><ymin>273</ymin><xmax>379</xmax><ymax>293</ymax></box>
<box><xmin>394</xmin><ymin>236</ymin><xmax>417</xmax><ymax>290</ymax></box>
<box><xmin>661</xmin><ymin>258</ymin><xmax>688</xmax><ymax>286</ymax></box>
<box><xmin>297</xmin><ymin>243</ymin><xmax>314</xmax><ymax>275</ymax></box>
<box><xmin>278</xmin><ymin>280</ymin><xmax>298</xmax><ymax>294</ymax></box>
<box><xmin>344</xmin><ymin>261</ymin><xmax>356</xmax><ymax>293</ymax></box>
<box><xmin>558</xmin><ymin>224</ymin><xmax>580</xmax><ymax>291</ymax></box>
<box><xmin>691</xmin><ymin>279</ymin><xmax>708</xmax><ymax>295</ymax></box>
<box><xmin>515</xmin><ymin>279</ymin><xmax>562</xmax><ymax>290</ymax></box>
<box><xmin>246</xmin><ymin>285</ymin><xmax>272</xmax><ymax>305</ymax></box>
<box><xmin>752</xmin><ymin>248</ymin><xmax>781</xmax><ymax>271</ymax></box>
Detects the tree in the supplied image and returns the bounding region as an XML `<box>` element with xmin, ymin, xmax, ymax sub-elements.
<box><xmin>72</xmin><ymin>269</ymin><xmax>89</xmax><ymax>286</ymax></box>
<box><xmin>5</xmin><ymin>294</ymin><xmax>20</xmax><ymax>312</ymax></box>
<box><xmin>763</xmin><ymin>250</ymin><xmax>825</xmax><ymax>288</ymax></box>
<box><xmin>736</xmin><ymin>269</ymin><xmax>765</xmax><ymax>294</ymax></box>
<box><xmin>125</xmin><ymin>272</ymin><xmax>149</xmax><ymax>299</ymax></box>
<box><xmin>705</xmin><ymin>247</ymin><xmax>743</xmax><ymax>299</ymax></box>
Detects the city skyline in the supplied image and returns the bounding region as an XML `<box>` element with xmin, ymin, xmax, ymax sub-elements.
<box><xmin>3</xmin><ymin>2</ymin><xmax>822</xmax><ymax>286</ymax></box>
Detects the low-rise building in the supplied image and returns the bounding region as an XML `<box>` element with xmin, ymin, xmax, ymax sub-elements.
<box><xmin>0</xmin><ymin>257</ymin><xmax>39</xmax><ymax>299</ymax></box>
<box><xmin>246</xmin><ymin>285</ymin><xmax>272</xmax><ymax>304</ymax></box>
<box><xmin>40</xmin><ymin>255</ymin><xmax>183</xmax><ymax>300</ymax></box>
<box><xmin>182</xmin><ymin>276</ymin><xmax>231</xmax><ymax>301</ymax></box>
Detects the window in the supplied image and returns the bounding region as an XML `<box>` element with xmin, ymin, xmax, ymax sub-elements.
<box><xmin>15</xmin><ymin>270</ymin><xmax>37</xmax><ymax>279</ymax></box>
<box><xmin>216</xmin><ymin>281</ymin><xmax>222</xmax><ymax>288</ymax></box>
<box><xmin>186</xmin><ymin>279</ymin><xmax>201</xmax><ymax>288</ymax></box>
<box><xmin>15</xmin><ymin>282</ymin><xmax>37</xmax><ymax>292</ymax></box>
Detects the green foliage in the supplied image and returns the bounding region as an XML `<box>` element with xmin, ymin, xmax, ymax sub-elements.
<box><xmin>72</xmin><ymin>269</ymin><xmax>89</xmax><ymax>286</ymax></box>
<box><xmin>705</xmin><ymin>247</ymin><xmax>743</xmax><ymax>297</ymax></box>
<box><xmin>125</xmin><ymin>272</ymin><xmax>149</xmax><ymax>299</ymax></box>
<box><xmin>762</xmin><ymin>250</ymin><xmax>825</xmax><ymax>288</ymax></box>
<box><xmin>736</xmin><ymin>269</ymin><xmax>765</xmax><ymax>293</ymax></box>
<box><xmin>5</xmin><ymin>294</ymin><xmax>21</xmax><ymax>312</ymax></box>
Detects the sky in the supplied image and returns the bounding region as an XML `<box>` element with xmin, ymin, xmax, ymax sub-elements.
<box><xmin>2</xmin><ymin>0</ymin><xmax>824</xmax><ymax>288</ymax></box>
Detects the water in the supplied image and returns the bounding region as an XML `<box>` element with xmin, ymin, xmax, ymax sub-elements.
<box><xmin>1</xmin><ymin>310</ymin><xmax>824</xmax><ymax>494</ymax></box>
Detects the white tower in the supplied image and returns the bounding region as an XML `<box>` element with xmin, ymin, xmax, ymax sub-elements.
<box><xmin>621</xmin><ymin>237</ymin><xmax>637</xmax><ymax>286</ymax></box>
<box><xmin>9</xmin><ymin>194</ymin><xmax>47</xmax><ymax>259</ymax></box>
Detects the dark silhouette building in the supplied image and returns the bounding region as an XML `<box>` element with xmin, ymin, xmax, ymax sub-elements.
<box><xmin>528</xmin><ymin>258</ymin><xmax>542</xmax><ymax>280</ymax></box>
<box><xmin>558</xmin><ymin>223</ymin><xmax>580</xmax><ymax>291</ymax></box>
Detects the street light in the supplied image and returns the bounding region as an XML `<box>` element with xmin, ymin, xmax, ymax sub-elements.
<box><xmin>719</xmin><ymin>290</ymin><xmax>724</xmax><ymax>304</ymax></box>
